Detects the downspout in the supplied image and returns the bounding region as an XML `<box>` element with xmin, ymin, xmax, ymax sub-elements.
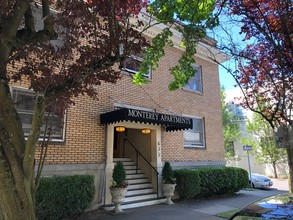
<box><xmin>98</xmin><ymin>164</ymin><xmax>106</xmax><ymax>204</ymax></box>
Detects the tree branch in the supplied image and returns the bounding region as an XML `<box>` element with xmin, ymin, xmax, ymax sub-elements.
<box><xmin>45</xmin><ymin>55</ymin><xmax>119</xmax><ymax>99</ymax></box>
<box><xmin>24</xmin><ymin>3</ymin><xmax>35</xmax><ymax>32</ymax></box>
<box><xmin>42</xmin><ymin>0</ymin><xmax>54</xmax><ymax>34</ymax></box>
<box><xmin>23</xmin><ymin>95</ymin><xmax>46</xmax><ymax>181</ymax></box>
<box><xmin>0</xmin><ymin>0</ymin><xmax>30</xmax><ymax>40</ymax></box>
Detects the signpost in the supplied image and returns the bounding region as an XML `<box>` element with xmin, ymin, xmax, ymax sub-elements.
<box><xmin>243</xmin><ymin>145</ymin><xmax>253</xmax><ymax>187</ymax></box>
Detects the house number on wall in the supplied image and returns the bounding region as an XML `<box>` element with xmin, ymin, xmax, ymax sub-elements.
<box><xmin>157</xmin><ymin>146</ymin><xmax>161</xmax><ymax>157</ymax></box>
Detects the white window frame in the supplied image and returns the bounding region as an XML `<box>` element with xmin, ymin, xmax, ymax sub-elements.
<box><xmin>11</xmin><ymin>87</ymin><xmax>66</xmax><ymax>142</ymax></box>
<box><xmin>183</xmin><ymin>116</ymin><xmax>205</xmax><ymax>148</ymax></box>
<box><xmin>183</xmin><ymin>65</ymin><xmax>203</xmax><ymax>93</ymax></box>
<box><xmin>121</xmin><ymin>55</ymin><xmax>152</xmax><ymax>79</ymax></box>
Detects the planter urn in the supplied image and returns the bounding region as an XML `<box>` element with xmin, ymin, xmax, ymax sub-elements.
<box><xmin>162</xmin><ymin>183</ymin><xmax>176</xmax><ymax>205</ymax></box>
<box><xmin>110</xmin><ymin>186</ymin><xmax>128</xmax><ymax>213</ymax></box>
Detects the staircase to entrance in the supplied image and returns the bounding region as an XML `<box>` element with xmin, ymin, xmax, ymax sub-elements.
<box><xmin>113</xmin><ymin>157</ymin><xmax>165</xmax><ymax>209</ymax></box>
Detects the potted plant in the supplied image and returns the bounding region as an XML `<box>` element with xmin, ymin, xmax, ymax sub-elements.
<box><xmin>110</xmin><ymin>161</ymin><xmax>129</xmax><ymax>213</ymax></box>
<box><xmin>162</xmin><ymin>161</ymin><xmax>176</xmax><ymax>205</ymax></box>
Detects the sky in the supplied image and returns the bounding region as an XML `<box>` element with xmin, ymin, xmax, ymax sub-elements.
<box><xmin>208</xmin><ymin>13</ymin><xmax>246</xmax><ymax>92</ymax></box>
<box><xmin>219</xmin><ymin>63</ymin><xmax>237</xmax><ymax>90</ymax></box>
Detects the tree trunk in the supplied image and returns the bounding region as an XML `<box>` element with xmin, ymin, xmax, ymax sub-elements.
<box><xmin>0</xmin><ymin>163</ymin><xmax>35</xmax><ymax>220</ymax></box>
<box><xmin>0</xmin><ymin>80</ymin><xmax>37</xmax><ymax>220</ymax></box>
<box><xmin>287</xmin><ymin>126</ymin><xmax>293</xmax><ymax>193</ymax></box>
<box><xmin>272</xmin><ymin>161</ymin><xmax>278</xmax><ymax>178</ymax></box>
<box><xmin>0</xmin><ymin>79</ymin><xmax>46</xmax><ymax>219</ymax></box>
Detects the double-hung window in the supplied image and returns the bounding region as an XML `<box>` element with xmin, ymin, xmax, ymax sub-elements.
<box><xmin>12</xmin><ymin>88</ymin><xmax>65</xmax><ymax>141</ymax></box>
<box><xmin>122</xmin><ymin>54</ymin><xmax>151</xmax><ymax>79</ymax></box>
<box><xmin>184</xmin><ymin>117</ymin><xmax>205</xmax><ymax>148</ymax></box>
<box><xmin>183</xmin><ymin>65</ymin><xmax>203</xmax><ymax>93</ymax></box>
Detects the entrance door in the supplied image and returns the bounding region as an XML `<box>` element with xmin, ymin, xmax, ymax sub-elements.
<box><xmin>113</xmin><ymin>128</ymin><xmax>126</xmax><ymax>158</ymax></box>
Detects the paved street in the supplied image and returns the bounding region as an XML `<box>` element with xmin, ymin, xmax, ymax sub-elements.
<box><xmin>78</xmin><ymin>179</ymin><xmax>289</xmax><ymax>220</ymax></box>
<box><xmin>271</xmin><ymin>178</ymin><xmax>289</xmax><ymax>191</ymax></box>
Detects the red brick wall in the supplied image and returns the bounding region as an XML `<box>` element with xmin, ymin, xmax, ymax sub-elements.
<box><xmin>12</xmin><ymin>44</ymin><xmax>225</xmax><ymax>165</ymax></box>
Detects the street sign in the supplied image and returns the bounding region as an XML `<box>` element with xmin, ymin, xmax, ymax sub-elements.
<box><xmin>243</xmin><ymin>145</ymin><xmax>252</xmax><ymax>151</ymax></box>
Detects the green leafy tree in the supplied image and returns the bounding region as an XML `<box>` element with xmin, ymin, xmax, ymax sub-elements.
<box><xmin>220</xmin><ymin>87</ymin><xmax>240</xmax><ymax>159</ymax></box>
<box><xmin>210</xmin><ymin>0</ymin><xmax>293</xmax><ymax>192</ymax></box>
<box><xmin>241</xmin><ymin>113</ymin><xmax>287</xmax><ymax>178</ymax></box>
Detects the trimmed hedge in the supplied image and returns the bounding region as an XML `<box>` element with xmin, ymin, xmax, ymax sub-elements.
<box><xmin>174</xmin><ymin>169</ymin><xmax>200</xmax><ymax>199</ymax></box>
<box><xmin>235</xmin><ymin>167</ymin><xmax>250</xmax><ymax>190</ymax></box>
<box><xmin>36</xmin><ymin>175</ymin><xmax>95</xmax><ymax>220</ymax></box>
<box><xmin>174</xmin><ymin>167</ymin><xmax>248</xmax><ymax>200</ymax></box>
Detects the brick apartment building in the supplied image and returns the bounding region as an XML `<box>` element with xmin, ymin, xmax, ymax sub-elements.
<box><xmin>10</xmin><ymin>11</ymin><xmax>228</xmax><ymax>209</ymax></box>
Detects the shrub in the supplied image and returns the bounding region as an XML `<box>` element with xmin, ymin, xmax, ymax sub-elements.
<box><xmin>162</xmin><ymin>161</ymin><xmax>176</xmax><ymax>184</ymax></box>
<box><xmin>174</xmin><ymin>169</ymin><xmax>200</xmax><ymax>199</ymax></box>
<box><xmin>197</xmin><ymin>167</ymin><xmax>248</xmax><ymax>198</ymax></box>
<box><xmin>197</xmin><ymin>167</ymin><xmax>227</xmax><ymax>198</ymax></box>
<box><xmin>235</xmin><ymin>167</ymin><xmax>249</xmax><ymax>189</ymax></box>
<box><xmin>173</xmin><ymin>166</ymin><xmax>248</xmax><ymax>200</ymax></box>
<box><xmin>36</xmin><ymin>175</ymin><xmax>95</xmax><ymax>220</ymax></box>
<box><xmin>112</xmin><ymin>161</ymin><xmax>127</xmax><ymax>187</ymax></box>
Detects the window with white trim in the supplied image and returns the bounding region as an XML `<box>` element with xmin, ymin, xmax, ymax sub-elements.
<box><xmin>121</xmin><ymin>54</ymin><xmax>151</xmax><ymax>79</ymax></box>
<box><xmin>184</xmin><ymin>117</ymin><xmax>205</xmax><ymax>148</ymax></box>
<box><xmin>12</xmin><ymin>88</ymin><xmax>65</xmax><ymax>141</ymax></box>
<box><xmin>183</xmin><ymin>65</ymin><xmax>203</xmax><ymax>93</ymax></box>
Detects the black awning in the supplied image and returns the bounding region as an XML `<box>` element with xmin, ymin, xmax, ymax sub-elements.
<box><xmin>100</xmin><ymin>108</ymin><xmax>193</xmax><ymax>132</ymax></box>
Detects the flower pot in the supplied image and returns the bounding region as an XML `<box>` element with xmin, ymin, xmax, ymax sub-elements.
<box><xmin>162</xmin><ymin>183</ymin><xmax>176</xmax><ymax>205</ymax></box>
<box><xmin>110</xmin><ymin>186</ymin><xmax>128</xmax><ymax>213</ymax></box>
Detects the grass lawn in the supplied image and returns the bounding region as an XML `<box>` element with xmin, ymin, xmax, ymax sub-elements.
<box><xmin>216</xmin><ymin>209</ymin><xmax>239</xmax><ymax>219</ymax></box>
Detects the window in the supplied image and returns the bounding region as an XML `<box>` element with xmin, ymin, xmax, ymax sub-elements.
<box><xmin>122</xmin><ymin>54</ymin><xmax>151</xmax><ymax>79</ymax></box>
<box><xmin>183</xmin><ymin>65</ymin><xmax>203</xmax><ymax>93</ymax></box>
<box><xmin>184</xmin><ymin>117</ymin><xmax>205</xmax><ymax>148</ymax></box>
<box><xmin>12</xmin><ymin>88</ymin><xmax>65</xmax><ymax>141</ymax></box>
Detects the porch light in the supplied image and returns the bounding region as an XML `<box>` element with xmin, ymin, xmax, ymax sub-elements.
<box><xmin>116</xmin><ymin>126</ymin><xmax>125</xmax><ymax>132</ymax></box>
<box><xmin>141</xmin><ymin>129</ymin><xmax>151</xmax><ymax>134</ymax></box>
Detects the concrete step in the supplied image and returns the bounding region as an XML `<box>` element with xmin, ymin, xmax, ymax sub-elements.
<box><xmin>126</xmin><ymin>188</ymin><xmax>154</xmax><ymax>196</ymax></box>
<box><xmin>121</xmin><ymin>161</ymin><xmax>136</xmax><ymax>166</ymax></box>
<box><xmin>113</xmin><ymin>158</ymin><xmax>136</xmax><ymax>166</ymax></box>
<box><xmin>123</xmin><ymin>165</ymin><xmax>137</xmax><ymax>170</ymax></box>
<box><xmin>124</xmin><ymin>193</ymin><xmax>158</xmax><ymax>203</ymax></box>
<box><xmin>125</xmin><ymin>169</ymin><xmax>143</xmax><ymax>174</ymax></box>
<box><xmin>128</xmin><ymin>178</ymin><xmax>149</xmax><ymax>184</ymax></box>
<box><xmin>113</xmin><ymin>158</ymin><xmax>132</xmax><ymax>162</ymax></box>
<box><xmin>104</xmin><ymin>197</ymin><xmax>166</xmax><ymax>211</ymax></box>
<box><xmin>110</xmin><ymin>157</ymin><xmax>163</xmax><ymax>210</ymax></box>
<box><xmin>126</xmin><ymin>173</ymin><xmax>146</xmax><ymax>179</ymax></box>
<box><xmin>128</xmin><ymin>183</ymin><xmax>153</xmax><ymax>190</ymax></box>
<box><xmin>121</xmin><ymin>197</ymin><xmax>166</xmax><ymax>209</ymax></box>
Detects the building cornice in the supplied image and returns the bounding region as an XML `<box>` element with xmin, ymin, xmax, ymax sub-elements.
<box><xmin>138</xmin><ymin>11</ymin><xmax>230</xmax><ymax>64</ymax></box>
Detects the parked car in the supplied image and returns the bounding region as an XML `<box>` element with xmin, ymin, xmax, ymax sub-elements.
<box><xmin>249</xmin><ymin>173</ymin><xmax>273</xmax><ymax>189</ymax></box>
<box><xmin>229</xmin><ymin>193</ymin><xmax>293</xmax><ymax>220</ymax></box>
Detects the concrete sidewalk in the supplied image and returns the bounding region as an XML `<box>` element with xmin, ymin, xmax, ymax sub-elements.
<box><xmin>79</xmin><ymin>188</ymin><xmax>288</xmax><ymax>220</ymax></box>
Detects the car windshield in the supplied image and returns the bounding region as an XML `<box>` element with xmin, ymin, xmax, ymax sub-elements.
<box><xmin>232</xmin><ymin>194</ymin><xmax>293</xmax><ymax>220</ymax></box>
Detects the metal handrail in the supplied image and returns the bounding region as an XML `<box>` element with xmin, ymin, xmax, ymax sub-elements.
<box><xmin>123</xmin><ymin>138</ymin><xmax>159</xmax><ymax>197</ymax></box>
